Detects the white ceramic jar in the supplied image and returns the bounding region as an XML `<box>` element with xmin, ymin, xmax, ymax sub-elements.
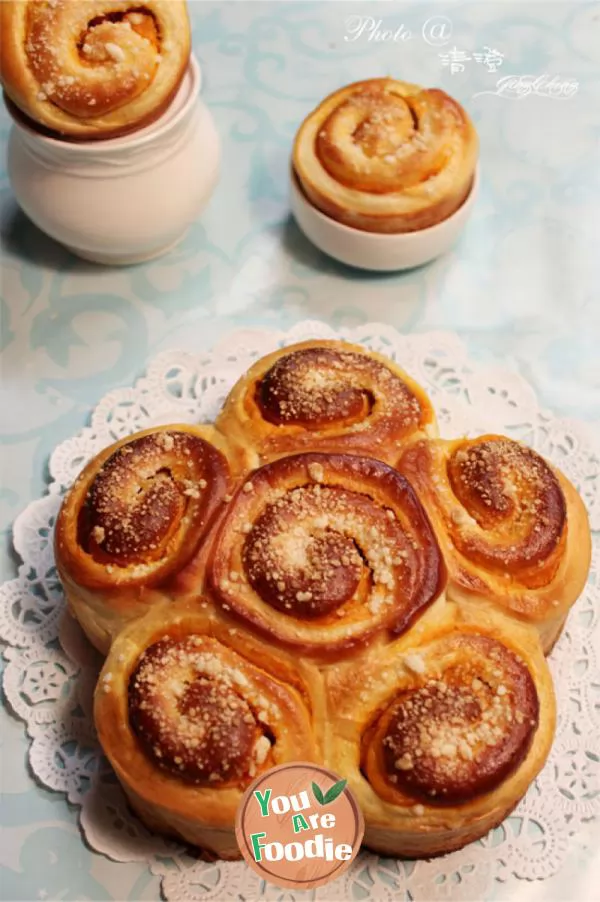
<box><xmin>6</xmin><ymin>56</ymin><xmax>219</xmax><ymax>265</ymax></box>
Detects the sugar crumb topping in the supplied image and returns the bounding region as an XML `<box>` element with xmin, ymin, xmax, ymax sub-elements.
<box><xmin>239</xmin><ymin>482</ymin><xmax>417</xmax><ymax>620</ymax></box>
<box><xmin>255</xmin><ymin>347</ymin><xmax>422</xmax><ymax>435</ymax></box>
<box><xmin>381</xmin><ymin>638</ymin><xmax>538</xmax><ymax>800</ymax></box>
<box><xmin>129</xmin><ymin>637</ymin><xmax>274</xmax><ymax>785</ymax></box>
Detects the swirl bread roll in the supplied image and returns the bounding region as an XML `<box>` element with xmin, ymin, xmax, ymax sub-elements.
<box><xmin>217</xmin><ymin>339</ymin><xmax>437</xmax><ymax>464</ymax></box>
<box><xmin>396</xmin><ymin>435</ymin><xmax>592</xmax><ymax>654</ymax></box>
<box><xmin>207</xmin><ymin>452</ymin><xmax>446</xmax><ymax>660</ymax></box>
<box><xmin>293</xmin><ymin>78</ymin><xmax>478</xmax><ymax>233</ymax></box>
<box><xmin>0</xmin><ymin>1</ymin><xmax>191</xmax><ymax>139</ymax></box>
<box><xmin>94</xmin><ymin>600</ymin><xmax>324</xmax><ymax>858</ymax></box>
<box><xmin>55</xmin><ymin>424</ymin><xmax>256</xmax><ymax>655</ymax></box>
<box><xmin>326</xmin><ymin>603</ymin><xmax>555</xmax><ymax>857</ymax></box>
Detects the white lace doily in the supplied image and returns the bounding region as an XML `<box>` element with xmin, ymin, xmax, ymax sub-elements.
<box><xmin>1</xmin><ymin>321</ymin><xmax>598</xmax><ymax>901</ymax></box>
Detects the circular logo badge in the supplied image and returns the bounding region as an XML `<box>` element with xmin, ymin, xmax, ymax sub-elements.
<box><xmin>235</xmin><ymin>762</ymin><xmax>364</xmax><ymax>890</ymax></box>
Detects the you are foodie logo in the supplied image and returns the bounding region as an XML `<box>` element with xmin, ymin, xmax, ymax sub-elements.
<box><xmin>235</xmin><ymin>762</ymin><xmax>364</xmax><ymax>889</ymax></box>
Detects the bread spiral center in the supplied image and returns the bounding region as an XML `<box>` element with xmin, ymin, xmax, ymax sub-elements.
<box><xmin>447</xmin><ymin>438</ymin><xmax>567</xmax><ymax>578</ymax></box>
<box><xmin>128</xmin><ymin>637</ymin><xmax>272</xmax><ymax>785</ymax></box>
<box><xmin>369</xmin><ymin>636</ymin><xmax>539</xmax><ymax>804</ymax></box>
<box><xmin>351</xmin><ymin>96</ymin><xmax>415</xmax><ymax>156</ymax></box>
<box><xmin>242</xmin><ymin>483</ymin><xmax>413</xmax><ymax>619</ymax></box>
<box><xmin>316</xmin><ymin>84</ymin><xmax>456</xmax><ymax>192</ymax></box>
<box><xmin>26</xmin><ymin>3</ymin><xmax>162</xmax><ymax>117</ymax></box>
<box><xmin>80</xmin><ymin>431</ymin><xmax>215</xmax><ymax>566</ymax></box>
<box><xmin>256</xmin><ymin>347</ymin><xmax>420</xmax><ymax>431</ymax></box>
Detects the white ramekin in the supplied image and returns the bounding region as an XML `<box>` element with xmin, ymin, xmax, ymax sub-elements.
<box><xmin>6</xmin><ymin>56</ymin><xmax>220</xmax><ymax>265</ymax></box>
<box><xmin>289</xmin><ymin>166</ymin><xmax>480</xmax><ymax>272</ymax></box>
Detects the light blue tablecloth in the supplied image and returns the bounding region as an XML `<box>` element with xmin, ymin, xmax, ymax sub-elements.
<box><xmin>1</xmin><ymin>2</ymin><xmax>599</xmax><ymax>900</ymax></box>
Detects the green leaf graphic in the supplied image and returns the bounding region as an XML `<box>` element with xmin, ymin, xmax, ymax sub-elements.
<box><xmin>323</xmin><ymin>779</ymin><xmax>347</xmax><ymax>805</ymax></box>
<box><xmin>311</xmin><ymin>782</ymin><xmax>325</xmax><ymax>805</ymax></box>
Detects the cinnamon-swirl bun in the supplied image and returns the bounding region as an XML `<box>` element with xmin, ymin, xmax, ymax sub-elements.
<box><xmin>207</xmin><ymin>452</ymin><xmax>446</xmax><ymax>659</ymax></box>
<box><xmin>293</xmin><ymin>78</ymin><xmax>478</xmax><ymax>233</ymax></box>
<box><xmin>0</xmin><ymin>1</ymin><xmax>191</xmax><ymax>139</ymax></box>
<box><xmin>55</xmin><ymin>424</ymin><xmax>255</xmax><ymax>654</ymax></box>
<box><xmin>94</xmin><ymin>600</ymin><xmax>324</xmax><ymax>858</ymax></box>
<box><xmin>326</xmin><ymin>603</ymin><xmax>555</xmax><ymax>857</ymax></box>
<box><xmin>216</xmin><ymin>340</ymin><xmax>437</xmax><ymax>464</ymax></box>
<box><xmin>54</xmin><ymin>338</ymin><xmax>592</xmax><ymax>865</ymax></box>
<box><xmin>396</xmin><ymin>435</ymin><xmax>592</xmax><ymax>653</ymax></box>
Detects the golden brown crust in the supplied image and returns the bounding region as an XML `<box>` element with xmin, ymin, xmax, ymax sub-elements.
<box><xmin>216</xmin><ymin>339</ymin><xmax>437</xmax><ymax>464</ymax></box>
<box><xmin>365</xmin><ymin>634</ymin><xmax>538</xmax><ymax>804</ymax></box>
<box><xmin>55</xmin><ymin>424</ymin><xmax>257</xmax><ymax>655</ymax></box>
<box><xmin>56</xmin><ymin>340</ymin><xmax>592</xmax><ymax>862</ymax></box>
<box><xmin>207</xmin><ymin>451</ymin><xmax>447</xmax><ymax>659</ymax></box>
<box><xmin>94</xmin><ymin>600</ymin><xmax>324</xmax><ymax>858</ymax></box>
<box><xmin>325</xmin><ymin>603</ymin><xmax>555</xmax><ymax>858</ymax></box>
<box><xmin>396</xmin><ymin>435</ymin><xmax>592</xmax><ymax>653</ymax></box>
<box><xmin>0</xmin><ymin>1</ymin><xmax>191</xmax><ymax>139</ymax></box>
<box><xmin>292</xmin><ymin>78</ymin><xmax>478</xmax><ymax>234</ymax></box>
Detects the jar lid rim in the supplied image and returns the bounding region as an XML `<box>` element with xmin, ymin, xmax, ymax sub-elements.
<box><xmin>7</xmin><ymin>55</ymin><xmax>201</xmax><ymax>151</ymax></box>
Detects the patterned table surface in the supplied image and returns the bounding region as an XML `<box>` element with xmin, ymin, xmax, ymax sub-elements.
<box><xmin>1</xmin><ymin>2</ymin><xmax>599</xmax><ymax>900</ymax></box>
